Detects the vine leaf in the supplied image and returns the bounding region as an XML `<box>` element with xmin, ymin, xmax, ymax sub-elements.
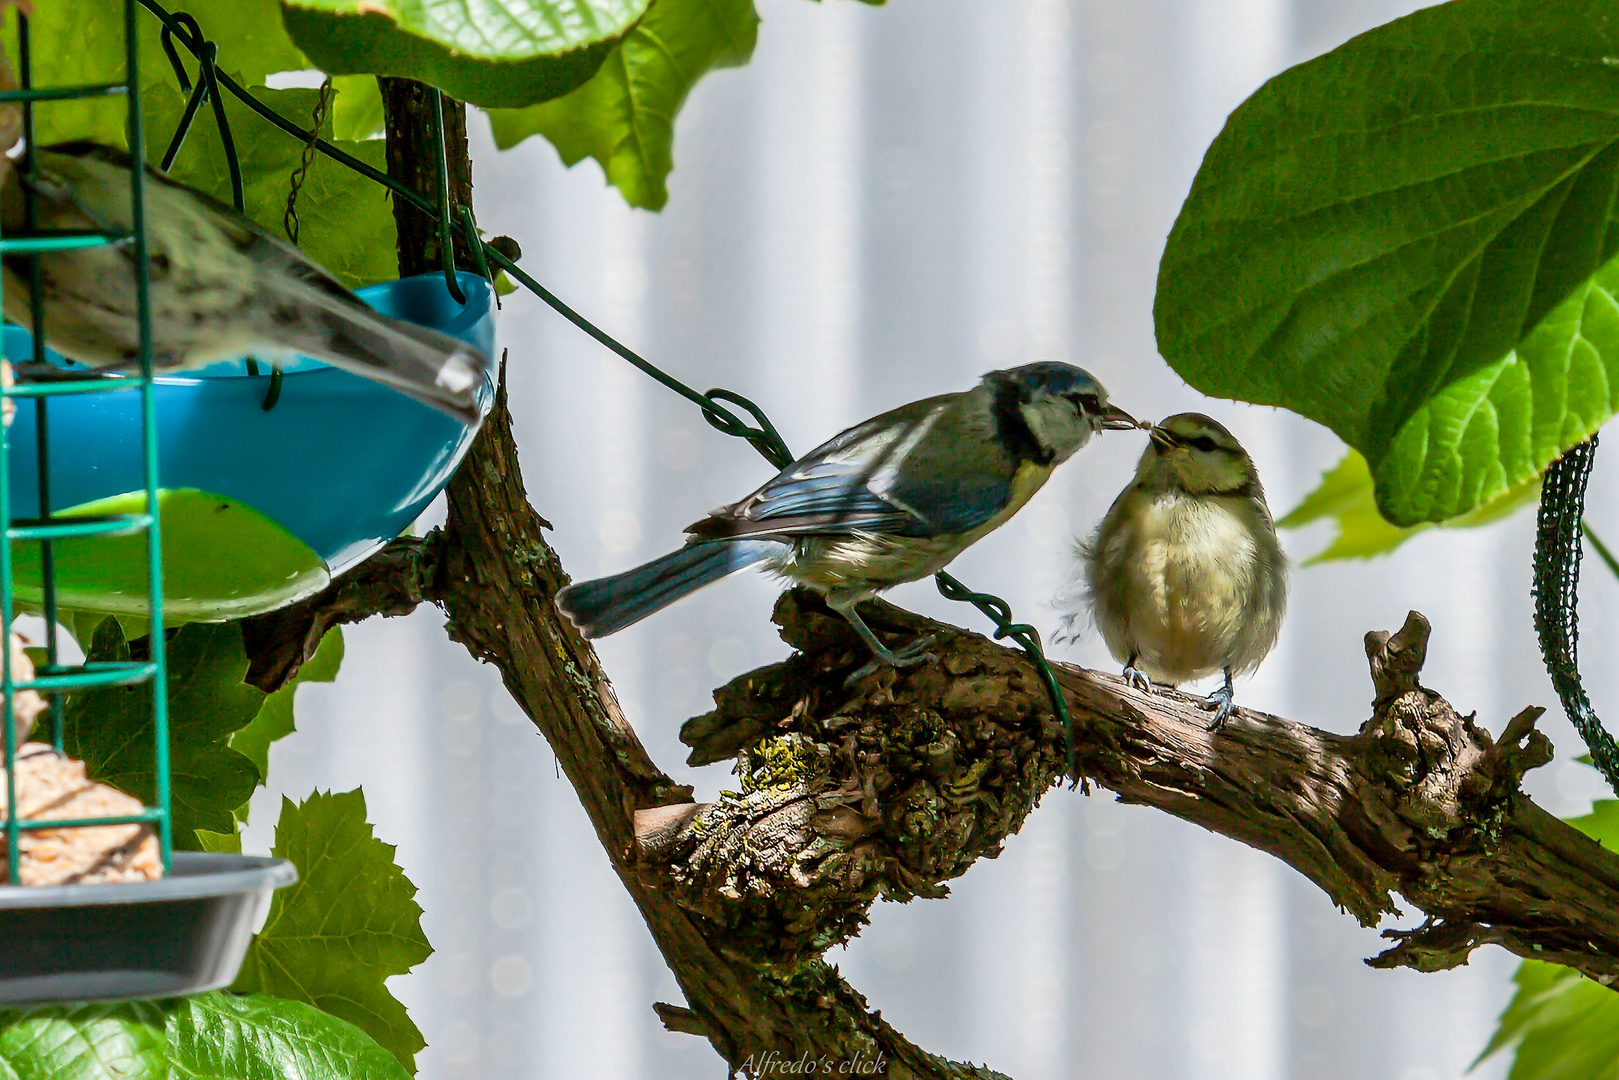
<box><xmin>0</xmin><ymin>994</ymin><xmax>411</xmax><ymax>1080</ymax></box>
<box><xmin>278</xmin><ymin>0</ymin><xmax>650</xmax><ymax>109</ymax></box>
<box><xmin>1280</xmin><ymin>447</ymin><xmax>1540</xmax><ymax>562</ymax></box>
<box><xmin>232</xmin><ymin>790</ymin><xmax>431</xmax><ymax>1072</ymax></box>
<box><xmin>486</xmin><ymin>0</ymin><xmax>759</xmax><ymax>210</ymax></box>
<box><xmin>63</xmin><ymin>620</ymin><xmax>264</xmax><ymax>849</ymax></box>
<box><xmin>169</xmin><ymin>993</ymin><xmax>411</xmax><ymax>1080</ymax></box>
<box><xmin>1156</xmin><ymin>0</ymin><xmax>1619</xmax><ymax>527</ymax></box>
<box><xmin>0</xmin><ymin>1003</ymin><xmax>168</xmax><ymax>1080</ymax></box>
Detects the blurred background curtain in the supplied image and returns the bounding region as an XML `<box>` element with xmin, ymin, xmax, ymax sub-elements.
<box><xmin>242</xmin><ymin>0</ymin><xmax>1619</xmax><ymax>1075</ymax></box>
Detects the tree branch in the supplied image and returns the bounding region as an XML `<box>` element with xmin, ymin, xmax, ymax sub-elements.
<box><xmin>671</xmin><ymin>596</ymin><xmax>1619</xmax><ymax>990</ymax></box>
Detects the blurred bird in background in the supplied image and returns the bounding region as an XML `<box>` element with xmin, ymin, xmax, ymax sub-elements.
<box><xmin>1065</xmin><ymin>412</ymin><xmax>1286</xmax><ymax>727</ymax></box>
<box><xmin>560</xmin><ymin>362</ymin><xmax>1141</xmax><ymax>671</ymax></box>
<box><xmin>0</xmin><ymin>7</ymin><xmax>489</xmax><ymax>424</ymax></box>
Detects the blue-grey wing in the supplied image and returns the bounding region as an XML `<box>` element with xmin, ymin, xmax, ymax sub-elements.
<box><xmin>687</xmin><ymin>391</ymin><xmax>1018</xmax><ymax>540</ymax></box>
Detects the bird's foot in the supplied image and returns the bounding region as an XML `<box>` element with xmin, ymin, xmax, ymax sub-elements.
<box><xmin>1122</xmin><ymin>665</ymin><xmax>1152</xmax><ymax>694</ymax></box>
<box><xmin>1202</xmin><ymin>684</ymin><xmax>1236</xmax><ymax>730</ymax></box>
<box><xmin>843</xmin><ymin>635</ymin><xmax>938</xmax><ymax>688</ymax></box>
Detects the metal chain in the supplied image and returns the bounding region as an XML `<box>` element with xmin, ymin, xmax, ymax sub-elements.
<box><xmin>138</xmin><ymin>0</ymin><xmax>1081</xmax><ymax>785</ymax></box>
<box><xmin>1533</xmin><ymin>435</ymin><xmax>1619</xmax><ymax>795</ymax></box>
<box><xmin>284</xmin><ymin>76</ymin><xmax>334</xmax><ymax>248</ymax></box>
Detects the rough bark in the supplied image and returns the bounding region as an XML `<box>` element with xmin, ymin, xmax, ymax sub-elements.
<box><xmin>236</xmin><ymin>75</ymin><xmax>1619</xmax><ymax>1080</ymax></box>
<box><xmin>670</xmin><ymin>596</ymin><xmax>1619</xmax><ymax>989</ymax></box>
<box><xmin>378</xmin><ymin>77</ymin><xmax>476</xmax><ymax>279</ymax></box>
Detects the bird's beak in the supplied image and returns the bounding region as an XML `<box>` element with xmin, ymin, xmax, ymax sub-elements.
<box><xmin>1148</xmin><ymin>426</ymin><xmax>1177</xmax><ymax>449</ymax></box>
<box><xmin>1098</xmin><ymin>403</ymin><xmax>1142</xmax><ymax>431</ymax></box>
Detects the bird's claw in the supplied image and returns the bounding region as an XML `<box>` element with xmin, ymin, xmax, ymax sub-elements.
<box><xmin>1202</xmin><ymin>685</ymin><xmax>1235</xmax><ymax>730</ymax></box>
<box><xmin>887</xmin><ymin>635</ymin><xmax>938</xmax><ymax>665</ymax></box>
<box><xmin>1122</xmin><ymin>665</ymin><xmax>1152</xmax><ymax>694</ymax></box>
<box><xmin>843</xmin><ymin>635</ymin><xmax>938</xmax><ymax>688</ymax></box>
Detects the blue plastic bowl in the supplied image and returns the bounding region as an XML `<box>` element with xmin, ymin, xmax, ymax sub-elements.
<box><xmin>2</xmin><ymin>271</ymin><xmax>496</xmax><ymax>619</ymax></box>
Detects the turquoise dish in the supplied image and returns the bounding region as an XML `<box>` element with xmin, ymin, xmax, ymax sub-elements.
<box><xmin>2</xmin><ymin>271</ymin><xmax>496</xmax><ymax>619</ymax></box>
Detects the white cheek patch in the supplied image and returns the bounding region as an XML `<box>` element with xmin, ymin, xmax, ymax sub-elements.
<box><xmin>1020</xmin><ymin>400</ymin><xmax>1088</xmax><ymax>458</ymax></box>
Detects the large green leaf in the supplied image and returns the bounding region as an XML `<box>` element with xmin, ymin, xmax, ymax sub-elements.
<box><xmin>63</xmin><ymin>621</ymin><xmax>264</xmax><ymax>848</ymax></box>
<box><xmin>233</xmin><ymin>790</ymin><xmax>431</xmax><ymax>1072</ymax></box>
<box><xmin>1280</xmin><ymin>447</ymin><xmax>1540</xmax><ymax>562</ymax></box>
<box><xmin>0</xmin><ymin>994</ymin><xmax>412</xmax><ymax>1080</ymax></box>
<box><xmin>279</xmin><ymin>0</ymin><xmax>649</xmax><ymax>109</ymax></box>
<box><xmin>231</xmin><ymin>627</ymin><xmax>345</xmax><ymax>784</ymax></box>
<box><xmin>487</xmin><ymin>0</ymin><xmax>758</xmax><ymax>210</ymax></box>
<box><xmin>0</xmin><ymin>1004</ymin><xmax>167</xmax><ymax>1080</ymax></box>
<box><xmin>169</xmin><ymin>993</ymin><xmax>411</xmax><ymax>1080</ymax></box>
<box><xmin>1156</xmin><ymin>0</ymin><xmax>1619</xmax><ymax>527</ymax></box>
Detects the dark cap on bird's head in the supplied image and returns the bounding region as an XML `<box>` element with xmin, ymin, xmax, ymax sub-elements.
<box><xmin>984</xmin><ymin>361</ymin><xmax>1140</xmax><ymax>430</ymax></box>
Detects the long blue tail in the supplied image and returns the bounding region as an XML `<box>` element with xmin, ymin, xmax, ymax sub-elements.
<box><xmin>556</xmin><ymin>540</ymin><xmax>778</xmax><ymax>638</ymax></box>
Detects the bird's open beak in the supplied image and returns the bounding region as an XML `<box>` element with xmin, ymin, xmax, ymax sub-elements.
<box><xmin>1099</xmin><ymin>403</ymin><xmax>1143</xmax><ymax>431</ymax></box>
<box><xmin>1148</xmin><ymin>425</ymin><xmax>1177</xmax><ymax>449</ymax></box>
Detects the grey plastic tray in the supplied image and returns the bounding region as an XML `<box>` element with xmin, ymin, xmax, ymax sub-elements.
<box><xmin>0</xmin><ymin>852</ymin><xmax>296</xmax><ymax>1005</ymax></box>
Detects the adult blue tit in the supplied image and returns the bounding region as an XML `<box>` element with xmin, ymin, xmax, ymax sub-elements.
<box><xmin>1064</xmin><ymin>412</ymin><xmax>1287</xmax><ymax>727</ymax></box>
<box><xmin>0</xmin><ymin>50</ymin><xmax>488</xmax><ymax>424</ymax></box>
<box><xmin>559</xmin><ymin>362</ymin><xmax>1140</xmax><ymax>667</ymax></box>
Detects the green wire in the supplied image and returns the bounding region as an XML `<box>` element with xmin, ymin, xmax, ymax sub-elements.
<box><xmin>1583</xmin><ymin>519</ymin><xmax>1619</xmax><ymax>582</ymax></box>
<box><xmin>126</xmin><ymin>0</ymin><xmax>1086</xmax><ymax>807</ymax></box>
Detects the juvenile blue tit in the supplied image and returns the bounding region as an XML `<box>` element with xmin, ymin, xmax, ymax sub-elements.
<box><xmin>1065</xmin><ymin>412</ymin><xmax>1287</xmax><ymax>727</ymax></box>
<box><xmin>0</xmin><ymin>49</ymin><xmax>488</xmax><ymax>424</ymax></box>
<box><xmin>559</xmin><ymin>362</ymin><xmax>1139</xmax><ymax>669</ymax></box>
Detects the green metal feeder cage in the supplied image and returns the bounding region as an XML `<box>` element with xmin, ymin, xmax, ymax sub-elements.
<box><xmin>0</xmin><ymin>0</ymin><xmax>294</xmax><ymax>1005</ymax></box>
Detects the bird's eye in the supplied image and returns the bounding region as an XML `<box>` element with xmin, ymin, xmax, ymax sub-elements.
<box><xmin>1190</xmin><ymin>436</ymin><xmax>1219</xmax><ymax>453</ymax></box>
<box><xmin>1071</xmin><ymin>392</ymin><xmax>1100</xmax><ymax>412</ymax></box>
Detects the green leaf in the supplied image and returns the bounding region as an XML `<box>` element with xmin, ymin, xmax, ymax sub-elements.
<box><xmin>169</xmin><ymin>993</ymin><xmax>411</xmax><ymax>1080</ymax></box>
<box><xmin>1281</xmin><ymin>448</ymin><xmax>1540</xmax><ymax>562</ymax></box>
<box><xmin>0</xmin><ymin>994</ymin><xmax>414</xmax><ymax>1080</ymax></box>
<box><xmin>147</xmin><ymin>82</ymin><xmax>398</xmax><ymax>290</ymax></box>
<box><xmin>7</xmin><ymin>0</ymin><xmax>309</xmax><ymax>147</ymax></box>
<box><xmin>1155</xmin><ymin>0</ymin><xmax>1619</xmax><ymax>527</ymax></box>
<box><xmin>193</xmin><ymin>828</ymin><xmax>244</xmax><ymax>854</ymax></box>
<box><xmin>231</xmin><ymin>627</ymin><xmax>344</xmax><ymax>785</ymax></box>
<box><xmin>279</xmin><ymin>0</ymin><xmax>650</xmax><ymax>109</ymax></box>
<box><xmin>1477</xmin><ymin>960</ymin><xmax>1619</xmax><ymax>1080</ymax></box>
<box><xmin>233</xmin><ymin>791</ymin><xmax>431</xmax><ymax>1072</ymax></box>
<box><xmin>63</xmin><ymin>621</ymin><xmax>264</xmax><ymax>848</ymax></box>
<box><xmin>0</xmin><ymin>1003</ymin><xmax>168</xmax><ymax>1080</ymax></box>
<box><xmin>486</xmin><ymin>0</ymin><xmax>759</xmax><ymax>210</ymax></box>
<box><xmin>331</xmin><ymin>74</ymin><xmax>385</xmax><ymax>141</ymax></box>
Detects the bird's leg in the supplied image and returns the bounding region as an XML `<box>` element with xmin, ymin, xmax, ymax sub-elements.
<box><xmin>831</xmin><ymin>597</ymin><xmax>936</xmax><ymax>687</ymax></box>
<box><xmin>1121</xmin><ymin>653</ymin><xmax>1152</xmax><ymax>694</ymax></box>
<box><xmin>1202</xmin><ymin>667</ymin><xmax>1236</xmax><ymax>729</ymax></box>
